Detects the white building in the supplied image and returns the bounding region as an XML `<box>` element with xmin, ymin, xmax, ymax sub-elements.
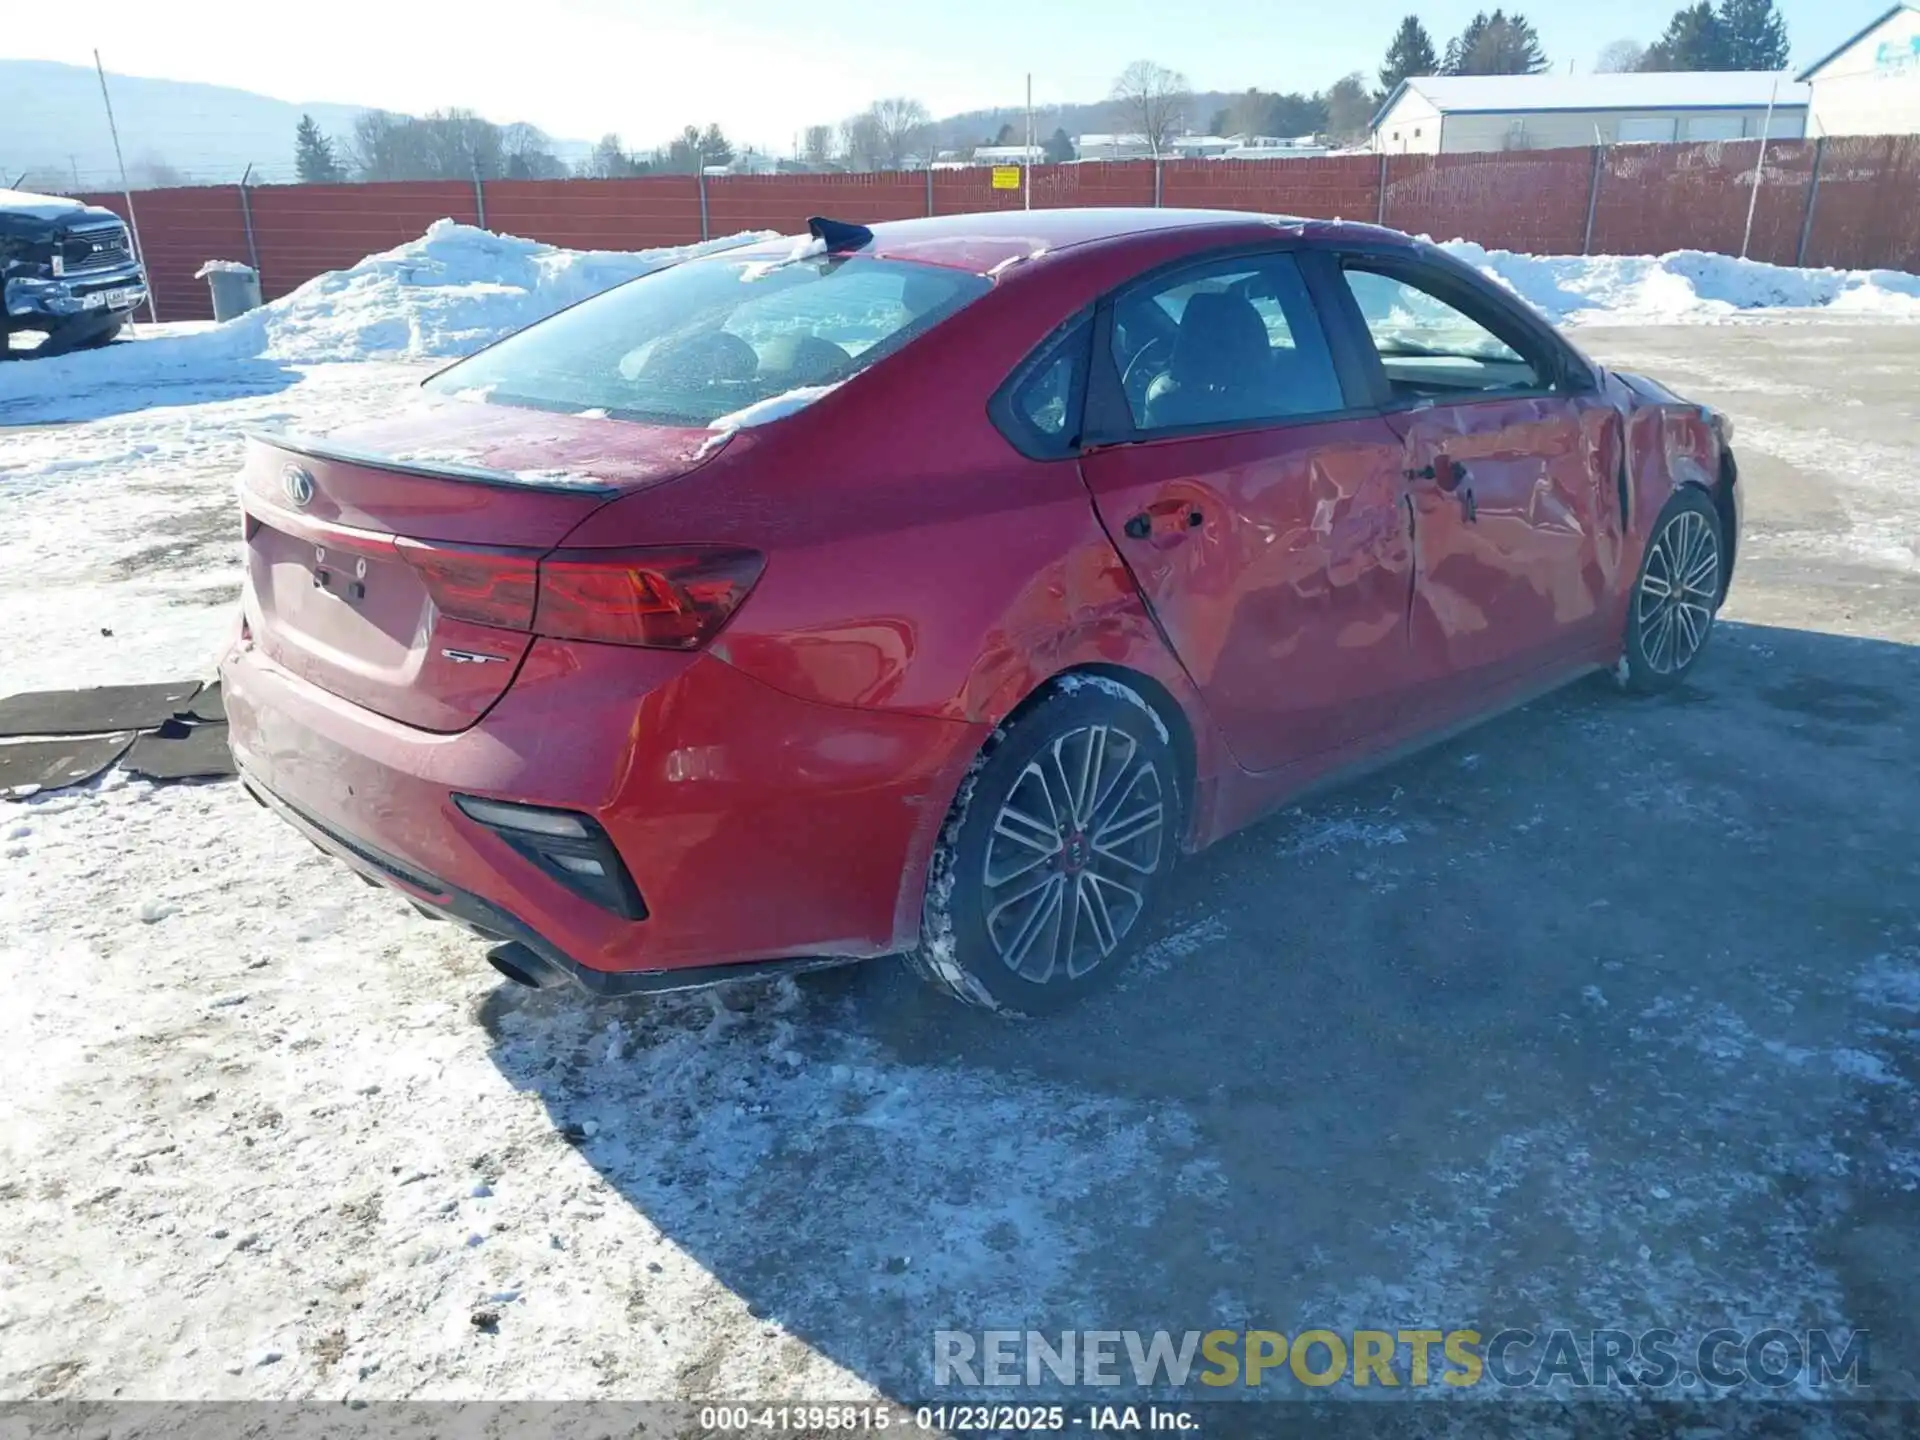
<box><xmin>1370</xmin><ymin>72</ymin><xmax>1808</xmax><ymax>154</ymax></box>
<box><xmin>971</xmin><ymin>145</ymin><xmax>1047</xmax><ymax>165</ymax></box>
<box><xmin>1075</xmin><ymin>133</ymin><xmax>1151</xmax><ymax>161</ymax></box>
<box><xmin>1798</xmin><ymin>3</ymin><xmax>1920</xmax><ymax>136</ymax></box>
<box><xmin>1219</xmin><ymin>135</ymin><xmax>1331</xmax><ymax>159</ymax></box>
<box><xmin>1075</xmin><ymin>132</ymin><xmax>1330</xmax><ymax>162</ymax></box>
<box><xmin>1167</xmin><ymin>134</ymin><xmax>1239</xmax><ymax>158</ymax></box>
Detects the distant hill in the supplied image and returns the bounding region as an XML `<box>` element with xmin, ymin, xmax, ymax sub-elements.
<box><xmin>0</xmin><ymin>59</ymin><xmax>586</xmax><ymax>191</ymax></box>
<box><xmin>931</xmin><ymin>92</ymin><xmax>1246</xmax><ymax>151</ymax></box>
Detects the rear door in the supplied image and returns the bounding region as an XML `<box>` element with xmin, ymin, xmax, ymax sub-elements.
<box><xmin>1077</xmin><ymin>249</ymin><xmax>1416</xmax><ymax>775</ymax></box>
<box><xmin>1326</xmin><ymin>257</ymin><xmax>1615</xmax><ymax>721</ymax></box>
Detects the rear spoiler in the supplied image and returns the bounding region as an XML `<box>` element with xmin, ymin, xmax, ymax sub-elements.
<box><xmin>247</xmin><ymin>430</ymin><xmax>621</xmax><ymax>499</ymax></box>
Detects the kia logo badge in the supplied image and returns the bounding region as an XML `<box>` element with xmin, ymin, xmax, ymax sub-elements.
<box><xmin>282</xmin><ymin>465</ymin><xmax>315</xmax><ymax>508</ymax></box>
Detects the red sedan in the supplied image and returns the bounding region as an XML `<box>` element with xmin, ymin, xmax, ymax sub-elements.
<box><xmin>222</xmin><ymin>208</ymin><xmax>1739</xmax><ymax>1015</ymax></box>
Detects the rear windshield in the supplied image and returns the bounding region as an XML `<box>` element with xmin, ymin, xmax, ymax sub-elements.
<box><xmin>424</xmin><ymin>252</ymin><xmax>991</xmax><ymax>426</ymax></box>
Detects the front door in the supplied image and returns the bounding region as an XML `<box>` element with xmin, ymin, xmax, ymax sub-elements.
<box><xmin>1079</xmin><ymin>250</ymin><xmax>1414</xmax><ymax>775</ymax></box>
<box><xmin>1332</xmin><ymin>264</ymin><xmax>1613</xmax><ymax>719</ymax></box>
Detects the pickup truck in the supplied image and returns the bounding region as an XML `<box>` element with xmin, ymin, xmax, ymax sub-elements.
<box><xmin>1</xmin><ymin>187</ymin><xmax>149</xmax><ymax>357</ymax></box>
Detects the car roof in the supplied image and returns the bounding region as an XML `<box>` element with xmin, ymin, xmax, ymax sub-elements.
<box><xmin>728</xmin><ymin>208</ymin><xmax>1417</xmax><ymax>276</ymax></box>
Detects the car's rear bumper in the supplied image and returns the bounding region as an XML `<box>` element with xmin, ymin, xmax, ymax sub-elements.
<box><xmin>221</xmin><ymin>635</ymin><xmax>987</xmax><ymax>990</ymax></box>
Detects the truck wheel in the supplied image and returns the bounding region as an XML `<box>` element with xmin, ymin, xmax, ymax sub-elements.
<box><xmin>73</xmin><ymin>320</ymin><xmax>125</xmax><ymax>350</ymax></box>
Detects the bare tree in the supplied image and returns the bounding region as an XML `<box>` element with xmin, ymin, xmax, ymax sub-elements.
<box><xmin>802</xmin><ymin>124</ymin><xmax>835</xmax><ymax>168</ymax></box>
<box><xmin>838</xmin><ymin>114</ymin><xmax>877</xmax><ymax>170</ymax></box>
<box><xmin>127</xmin><ymin>153</ymin><xmax>187</xmax><ymax>188</ymax></box>
<box><xmin>500</xmin><ymin>122</ymin><xmax>564</xmax><ymax>179</ymax></box>
<box><xmin>1109</xmin><ymin>60</ymin><xmax>1190</xmax><ymax>157</ymax></box>
<box><xmin>851</xmin><ymin>97</ymin><xmax>931</xmax><ymax>170</ymax></box>
<box><xmin>1594</xmin><ymin>38</ymin><xmax>1648</xmax><ymax>72</ymax></box>
<box><xmin>584</xmin><ymin>133</ymin><xmax>636</xmax><ymax>178</ymax></box>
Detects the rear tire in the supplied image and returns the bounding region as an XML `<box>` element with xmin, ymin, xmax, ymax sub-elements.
<box><xmin>1621</xmin><ymin>488</ymin><xmax>1724</xmax><ymax>694</ymax></box>
<box><xmin>904</xmin><ymin>679</ymin><xmax>1179</xmax><ymax>1016</ymax></box>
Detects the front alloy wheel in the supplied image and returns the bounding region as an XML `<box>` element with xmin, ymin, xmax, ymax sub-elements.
<box><xmin>1623</xmin><ymin>489</ymin><xmax>1724</xmax><ymax>692</ymax></box>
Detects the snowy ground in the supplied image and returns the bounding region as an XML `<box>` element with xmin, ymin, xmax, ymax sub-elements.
<box><xmin>4</xmin><ymin>228</ymin><xmax>1920</xmax><ymax>1410</ymax></box>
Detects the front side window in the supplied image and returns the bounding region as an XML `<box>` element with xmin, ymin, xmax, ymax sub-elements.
<box><xmin>1110</xmin><ymin>253</ymin><xmax>1344</xmax><ymax>433</ymax></box>
<box><xmin>1340</xmin><ymin>267</ymin><xmax>1548</xmax><ymax>400</ymax></box>
<box><xmin>426</xmin><ymin>252</ymin><xmax>990</xmax><ymax>426</ymax></box>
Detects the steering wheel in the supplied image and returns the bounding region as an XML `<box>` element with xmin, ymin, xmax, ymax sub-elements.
<box><xmin>1120</xmin><ymin>336</ymin><xmax>1171</xmax><ymax>413</ymax></box>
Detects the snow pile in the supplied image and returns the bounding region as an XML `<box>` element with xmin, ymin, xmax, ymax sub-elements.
<box><xmin>0</xmin><ymin>221</ymin><xmax>771</xmax><ymax>411</ymax></box>
<box><xmin>1438</xmin><ymin>240</ymin><xmax>1920</xmax><ymax>325</ymax></box>
<box><xmin>236</xmin><ymin>220</ymin><xmax>770</xmax><ymax>363</ymax></box>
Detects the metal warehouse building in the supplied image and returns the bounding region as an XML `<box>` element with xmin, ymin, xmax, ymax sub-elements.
<box><xmin>1370</xmin><ymin>72</ymin><xmax>1809</xmax><ymax>154</ymax></box>
<box><xmin>1799</xmin><ymin>3</ymin><xmax>1920</xmax><ymax>136</ymax></box>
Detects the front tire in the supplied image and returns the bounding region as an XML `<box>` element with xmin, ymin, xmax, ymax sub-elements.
<box><xmin>904</xmin><ymin>681</ymin><xmax>1179</xmax><ymax>1015</ymax></box>
<box><xmin>1622</xmin><ymin>488</ymin><xmax>1724</xmax><ymax>693</ymax></box>
<box><xmin>72</xmin><ymin>319</ymin><xmax>125</xmax><ymax>350</ymax></box>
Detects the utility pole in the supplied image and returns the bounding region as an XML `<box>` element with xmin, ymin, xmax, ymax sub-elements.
<box><xmin>1024</xmin><ymin>73</ymin><xmax>1034</xmax><ymax>210</ymax></box>
<box><xmin>93</xmin><ymin>50</ymin><xmax>157</xmax><ymax>324</ymax></box>
<box><xmin>1740</xmin><ymin>75</ymin><xmax>1781</xmax><ymax>260</ymax></box>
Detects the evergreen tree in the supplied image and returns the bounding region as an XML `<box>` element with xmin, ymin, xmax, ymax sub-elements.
<box><xmin>1043</xmin><ymin>127</ymin><xmax>1076</xmax><ymax>163</ymax></box>
<box><xmin>1444</xmin><ymin>11</ymin><xmax>1549</xmax><ymax>75</ymax></box>
<box><xmin>1380</xmin><ymin>16</ymin><xmax>1440</xmax><ymax>93</ymax></box>
<box><xmin>1717</xmin><ymin>0</ymin><xmax>1789</xmax><ymax>69</ymax></box>
<box><xmin>699</xmin><ymin>124</ymin><xmax>734</xmax><ymax>167</ymax></box>
<box><xmin>1640</xmin><ymin>2</ymin><xmax>1730</xmax><ymax>69</ymax></box>
<box><xmin>294</xmin><ymin>114</ymin><xmax>344</xmax><ymax>183</ymax></box>
<box><xmin>1443</xmin><ymin>12</ymin><xmax>1489</xmax><ymax>74</ymax></box>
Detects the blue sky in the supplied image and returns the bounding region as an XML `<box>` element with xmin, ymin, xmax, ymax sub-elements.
<box><xmin>16</xmin><ymin>0</ymin><xmax>1865</xmax><ymax>152</ymax></box>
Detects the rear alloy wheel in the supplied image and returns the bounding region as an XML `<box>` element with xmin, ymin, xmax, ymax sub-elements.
<box><xmin>905</xmin><ymin>681</ymin><xmax>1178</xmax><ymax>1015</ymax></box>
<box><xmin>1622</xmin><ymin>488</ymin><xmax>1724</xmax><ymax>693</ymax></box>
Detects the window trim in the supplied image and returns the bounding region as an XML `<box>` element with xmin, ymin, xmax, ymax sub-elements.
<box><xmin>1081</xmin><ymin>243</ymin><xmax>1381</xmax><ymax>449</ymax></box>
<box><xmin>1322</xmin><ymin>247</ymin><xmax>1599</xmax><ymax>413</ymax></box>
<box><xmin>988</xmin><ymin>306</ymin><xmax>1095</xmax><ymax>460</ymax></box>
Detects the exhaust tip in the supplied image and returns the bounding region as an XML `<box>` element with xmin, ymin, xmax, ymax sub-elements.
<box><xmin>485</xmin><ymin>941</ymin><xmax>569</xmax><ymax>991</ymax></box>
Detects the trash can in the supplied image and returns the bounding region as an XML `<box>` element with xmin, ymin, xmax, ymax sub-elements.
<box><xmin>194</xmin><ymin>260</ymin><xmax>263</xmax><ymax>322</ymax></box>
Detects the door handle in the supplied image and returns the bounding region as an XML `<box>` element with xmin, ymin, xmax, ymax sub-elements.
<box><xmin>1123</xmin><ymin>505</ymin><xmax>1204</xmax><ymax>541</ymax></box>
<box><xmin>1407</xmin><ymin>457</ymin><xmax>1466</xmax><ymax>492</ymax></box>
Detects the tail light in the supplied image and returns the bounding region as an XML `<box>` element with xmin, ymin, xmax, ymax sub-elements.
<box><xmin>399</xmin><ymin>541</ymin><xmax>763</xmax><ymax>651</ymax></box>
<box><xmin>398</xmin><ymin>540</ymin><xmax>540</xmax><ymax>630</ymax></box>
<box><xmin>534</xmin><ymin>546</ymin><xmax>764</xmax><ymax>650</ymax></box>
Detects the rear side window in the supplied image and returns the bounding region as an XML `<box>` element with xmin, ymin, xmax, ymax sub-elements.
<box><xmin>426</xmin><ymin>253</ymin><xmax>990</xmax><ymax>426</ymax></box>
<box><xmin>995</xmin><ymin>317</ymin><xmax>1091</xmax><ymax>458</ymax></box>
<box><xmin>1111</xmin><ymin>253</ymin><xmax>1344</xmax><ymax>433</ymax></box>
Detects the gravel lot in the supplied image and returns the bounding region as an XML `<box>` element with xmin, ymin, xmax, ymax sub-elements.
<box><xmin>2</xmin><ymin>317</ymin><xmax>1916</xmax><ymax>1413</ymax></box>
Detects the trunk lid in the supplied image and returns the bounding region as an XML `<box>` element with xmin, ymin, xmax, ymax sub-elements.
<box><xmin>239</xmin><ymin>404</ymin><xmax>709</xmax><ymax>732</ymax></box>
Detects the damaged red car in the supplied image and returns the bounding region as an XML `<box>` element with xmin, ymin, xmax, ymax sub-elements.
<box><xmin>222</xmin><ymin>208</ymin><xmax>1740</xmax><ymax>1014</ymax></box>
